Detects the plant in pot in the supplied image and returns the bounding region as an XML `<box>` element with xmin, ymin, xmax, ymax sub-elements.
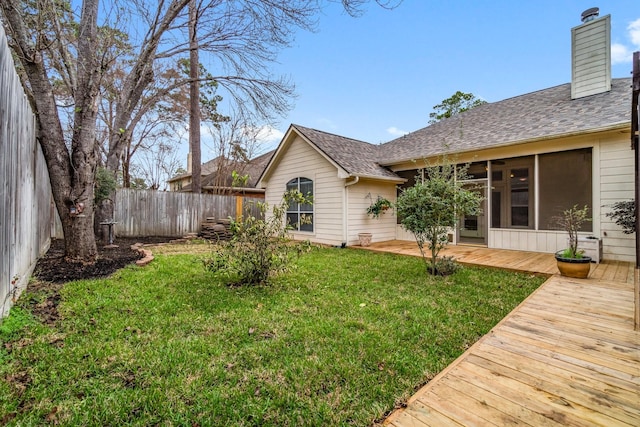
<box><xmin>366</xmin><ymin>196</ymin><xmax>393</xmax><ymax>219</ymax></box>
<box><xmin>553</xmin><ymin>204</ymin><xmax>592</xmax><ymax>278</ymax></box>
<box><xmin>359</xmin><ymin>196</ymin><xmax>393</xmax><ymax>246</ymax></box>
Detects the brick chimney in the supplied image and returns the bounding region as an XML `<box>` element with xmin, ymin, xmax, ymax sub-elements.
<box><xmin>571</xmin><ymin>8</ymin><xmax>611</xmax><ymax>99</ymax></box>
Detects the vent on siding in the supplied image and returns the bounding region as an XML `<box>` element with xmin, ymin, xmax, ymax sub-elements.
<box><xmin>571</xmin><ymin>11</ymin><xmax>611</xmax><ymax>99</ymax></box>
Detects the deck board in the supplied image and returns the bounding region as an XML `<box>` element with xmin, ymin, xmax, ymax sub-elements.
<box><xmin>369</xmin><ymin>242</ymin><xmax>640</xmax><ymax>426</ymax></box>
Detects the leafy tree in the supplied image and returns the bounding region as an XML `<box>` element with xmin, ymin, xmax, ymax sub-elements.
<box><xmin>428</xmin><ymin>91</ymin><xmax>487</xmax><ymax>124</ymax></box>
<box><xmin>94</xmin><ymin>167</ymin><xmax>117</xmax><ymax>205</ymax></box>
<box><xmin>0</xmin><ymin>0</ymin><xmax>399</xmax><ymax>263</ymax></box>
<box><xmin>396</xmin><ymin>160</ymin><xmax>482</xmax><ymax>275</ymax></box>
<box><xmin>203</xmin><ymin>191</ymin><xmax>312</xmax><ymax>285</ymax></box>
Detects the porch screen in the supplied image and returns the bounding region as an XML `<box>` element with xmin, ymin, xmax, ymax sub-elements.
<box><xmin>538</xmin><ymin>148</ymin><xmax>592</xmax><ymax>232</ymax></box>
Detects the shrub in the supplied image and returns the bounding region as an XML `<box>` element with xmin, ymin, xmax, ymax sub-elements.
<box><xmin>606</xmin><ymin>200</ymin><xmax>635</xmax><ymax>234</ymax></box>
<box><xmin>203</xmin><ymin>190</ymin><xmax>312</xmax><ymax>285</ymax></box>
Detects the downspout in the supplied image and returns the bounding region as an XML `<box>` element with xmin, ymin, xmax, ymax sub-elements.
<box><xmin>344</xmin><ymin>176</ymin><xmax>360</xmax><ymax>245</ymax></box>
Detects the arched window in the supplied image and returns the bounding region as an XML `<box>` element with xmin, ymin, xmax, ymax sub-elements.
<box><xmin>286</xmin><ymin>177</ymin><xmax>313</xmax><ymax>232</ymax></box>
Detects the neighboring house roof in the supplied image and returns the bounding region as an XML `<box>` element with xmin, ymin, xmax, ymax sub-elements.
<box><xmin>182</xmin><ymin>150</ymin><xmax>275</xmax><ymax>192</ymax></box>
<box><xmin>244</xmin><ymin>150</ymin><xmax>275</xmax><ymax>187</ymax></box>
<box><xmin>377</xmin><ymin>78</ymin><xmax>632</xmax><ymax>165</ymax></box>
<box><xmin>167</xmin><ymin>157</ymin><xmax>222</xmax><ymax>183</ymax></box>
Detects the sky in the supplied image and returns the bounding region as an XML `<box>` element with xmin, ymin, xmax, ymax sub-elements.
<box><xmin>233</xmin><ymin>0</ymin><xmax>639</xmax><ymax>156</ymax></box>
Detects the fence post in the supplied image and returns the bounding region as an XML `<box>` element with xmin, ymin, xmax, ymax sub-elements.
<box><xmin>235</xmin><ymin>195</ymin><xmax>243</xmax><ymax>221</ymax></box>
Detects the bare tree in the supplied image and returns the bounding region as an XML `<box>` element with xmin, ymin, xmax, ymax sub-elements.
<box><xmin>0</xmin><ymin>0</ymin><xmax>401</xmax><ymax>262</ymax></box>
<box><xmin>133</xmin><ymin>142</ymin><xmax>183</xmax><ymax>191</ymax></box>
<box><xmin>202</xmin><ymin>114</ymin><xmax>262</xmax><ymax>194</ymax></box>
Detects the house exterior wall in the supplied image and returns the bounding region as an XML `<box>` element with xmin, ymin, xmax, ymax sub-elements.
<box><xmin>393</xmin><ymin>129</ymin><xmax>635</xmax><ymax>262</ymax></box>
<box><xmin>263</xmin><ymin>135</ymin><xmax>345</xmax><ymax>245</ymax></box>
<box><xmin>347</xmin><ymin>179</ymin><xmax>397</xmax><ymax>246</ymax></box>
<box><xmin>599</xmin><ymin>137</ymin><xmax>635</xmax><ymax>261</ymax></box>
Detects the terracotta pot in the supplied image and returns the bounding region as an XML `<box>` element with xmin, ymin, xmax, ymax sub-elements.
<box><xmin>555</xmin><ymin>253</ymin><xmax>592</xmax><ymax>278</ymax></box>
<box><xmin>358</xmin><ymin>233</ymin><xmax>372</xmax><ymax>247</ymax></box>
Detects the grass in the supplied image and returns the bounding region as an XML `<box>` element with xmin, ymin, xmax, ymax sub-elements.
<box><xmin>0</xmin><ymin>247</ymin><xmax>546</xmax><ymax>426</ymax></box>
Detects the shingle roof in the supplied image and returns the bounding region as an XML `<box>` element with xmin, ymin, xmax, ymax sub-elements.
<box><xmin>167</xmin><ymin>156</ymin><xmax>223</xmax><ymax>183</ymax></box>
<box><xmin>377</xmin><ymin>78</ymin><xmax>632</xmax><ymax>164</ymax></box>
<box><xmin>291</xmin><ymin>125</ymin><xmax>401</xmax><ymax>180</ymax></box>
<box><xmin>183</xmin><ymin>150</ymin><xmax>275</xmax><ymax>191</ymax></box>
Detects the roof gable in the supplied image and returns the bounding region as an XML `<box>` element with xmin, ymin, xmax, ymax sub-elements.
<box><xmin>258</xmin><ymin>125</ymin><xmax>403</xmax><ymax>185</ymax></box>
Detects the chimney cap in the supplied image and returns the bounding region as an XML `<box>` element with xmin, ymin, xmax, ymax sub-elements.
<box><xmin>581</xmin><ymin>7</ymin><xmax>599</xmax><ymax>23</ymax></box>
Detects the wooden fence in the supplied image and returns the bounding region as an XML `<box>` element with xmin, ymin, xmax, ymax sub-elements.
<box><xmin>113</xmin><ymin>188</ymin><xmax>264</xmax><ymax>237</ymax></box>
<box><xmin>0</xmin><ymin>25</ymin><xmax>55</xmax><ymax>318</ymax></box>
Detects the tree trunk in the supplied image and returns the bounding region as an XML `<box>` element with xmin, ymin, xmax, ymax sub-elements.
<box><xmin>189</xmin><ymin>0</ymin><xmax>201</xmax><ymax>193</ymax></box>
<box><xmin>0</xmin><ymin>0</ymin><xmax>99</xmax><ymax>262</ymax></box>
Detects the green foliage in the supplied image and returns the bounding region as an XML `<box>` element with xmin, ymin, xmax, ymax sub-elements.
<box><xmin>94</xmin><ymin>167</ymin><xmax>117</xmax><ymax>204</ymax></box>
<box><xmin>231</xmin><ymin>170</ymin><xmax>249</xmax><ymax>188</ymax></box>
<box><xmin>366</xmin><ymin>195</ymin><xmax>393</xmax><ymax>219</ymax></box>
<box><xmin>606</xmin><ymin>200</ymin><xmax>635</xmax><ymax>234</ymax></box>
<box><xmin>553</xmin><ymin>205</ymin><xmax>591</xmax><ymax>259</ymax></box>
<box><xmin>129</xmin><ymin>177</ymin><xmax>148</xmax><ymax>190</ymax></box>
<box><xmin>396</xmin><ymin>160</ymin><xmax>482</xmax><ymax>275</ymax></box>
<box><xmin>177</xmin><ymin>58</ymin><xmax>229</xmax><ymax>125</ymax></box>
<box><xmin>203</xmin><ymin>190</ymin><xmax>312</xmax><ymax>285</ymax></box>
<box><xmin>428</xmin><ymin>91</ymin><xmax>487</xmax><ymax>124</ymax></box>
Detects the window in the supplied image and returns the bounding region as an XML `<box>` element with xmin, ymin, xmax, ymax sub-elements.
<box><xmin>286</xmin><ymin>177</ymin><xmax>313</xmax><ymax>232</ymax></box>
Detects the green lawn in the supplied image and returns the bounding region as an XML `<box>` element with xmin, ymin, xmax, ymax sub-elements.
<box><xmin>0</xmin><ymin>247</ymin><xmax>546</xmax><ymax>426</ymax></box>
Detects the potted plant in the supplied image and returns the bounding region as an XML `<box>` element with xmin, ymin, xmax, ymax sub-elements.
<box><xmin>366</xmin><ymin>196</ymin><xmax>393</xmax><ymax>219</ymax></box>
<box><xmin>553</xmin><ymin>205</ymin><xmax>592</xmax><ymax>278</ymax></box>
<box><xmin>359</xmin><ymin>196</ymin><xmax>392</xmax><ymax>247</ymax></box>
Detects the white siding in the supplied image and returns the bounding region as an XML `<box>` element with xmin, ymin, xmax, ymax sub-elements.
<box><xmin>599</xmin><ymin>139</ymin><xmax>635</xmax><ymax>262</ymax></box>
<box><xmin>347</xmin><ymin>180</ymin><xmax>397</xmax><ymax>245</ymax></box>
<box><xmin>264</xmin><ymin>135</ymin><xmax>345</xmax><ymax>245</ymax></box>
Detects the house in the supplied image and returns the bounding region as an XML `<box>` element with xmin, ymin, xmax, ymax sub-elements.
<box><xmin>169</xmin><ymin>150</ymin><xmax>274</xmax><ymax>196</ymax></box>
<box><xmin>168</xmin><ymin>155</ymin><xmax>221</xmax><ymax>191</ymax></box>
<box><xmin>258</xmin><ymin>10</ymin><xmax>635</xmax><ymax>262</ymax></box>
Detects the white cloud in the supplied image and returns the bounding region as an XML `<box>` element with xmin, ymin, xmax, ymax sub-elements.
<box><xmin>255</xmin><ymin>125</ymin><xmax>284</xmax><ymax>144</ymax></box>
<box><xmin>611</xmin><ymin>17</ymin><xmax>640</xmax><ymax>64</ymax></box>
<box><xmin>611</xmin><ymin>43</ymin><xmax>631</xmax><ymax>64</ymax></box>
<box><xmin>629</xmin><ymin>18</ymin><xmax>640</xmax><ymax>46</ymax></box>
<box><xmin>386</xmin><ymin>126</ymin><xmax>408</xmax><ymax>137</ymax></box>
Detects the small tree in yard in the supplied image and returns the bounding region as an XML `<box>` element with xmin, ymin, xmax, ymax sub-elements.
<box><xmin>203</xmin><ymin>191</ymin><xmax>312</xmax><ymax>286</ymax></box>
<box><xmin>396</xmin><ymin>161</ymin><xmax>482</xmax><ymax>276</ymax></box>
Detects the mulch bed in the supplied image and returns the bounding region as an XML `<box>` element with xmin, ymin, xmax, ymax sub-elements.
<box><xmin>33</xmin><ymin>237</ymin><xmax>171</xmax><ymax>283</ymax></box>
<box><xmin>27</xmin><ymin>236</ymin><xmax>173</xmax><ymax>324</ymax></box>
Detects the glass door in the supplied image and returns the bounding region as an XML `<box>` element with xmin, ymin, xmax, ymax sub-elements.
<box><xmin>458</xmin><ymin>181</ymin><xmax>487</xmax><ymax>245</ymax></box>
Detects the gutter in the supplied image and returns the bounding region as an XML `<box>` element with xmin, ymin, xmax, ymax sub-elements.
<box><xmin>343</xmin><ymin>176</ymin><xmax>360</xmax><ymax>245</ymax></box>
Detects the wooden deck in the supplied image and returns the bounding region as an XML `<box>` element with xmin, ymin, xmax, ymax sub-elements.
<box><xmin>361</xmin><ymin>242</ymin><xmax>640</xmax><ymax>426</ymax></box>
<box><xmin>361</xmin><ymin>240</ymin><xmax>635</xmax><ymax>284</ymax></box>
